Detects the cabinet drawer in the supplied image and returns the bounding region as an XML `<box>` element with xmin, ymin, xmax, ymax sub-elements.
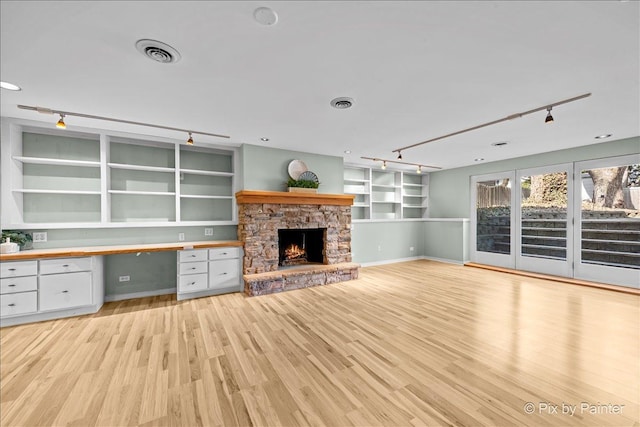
<box><xmin>40</xmin><ymin>257</ymin><xmax>92</xmax><ymax>275</ymax></box>
<box><xmin>209</xmin><ymin>247</ymin><xmax>240</xmax><ymax>260</ymax></box>
<box><xmin>0</xmin><ymin>260</ymin><xmax>38</xmax><ymax>278</ymax></box>
<box><xmin>179</xmin><ymin>249</ymin><xmax>208</xmax><ymax>263</ymax></box>
<box><xmin>209</xmin><ymin>259</ymin><xmax>240</xmax><ymax>289</ymax></box>
<box><xmin>1</xmin><ymin>276</ymin><xmax>38</xmax><ymax>294</ymax></box>
<box><xmin>39</xmin><ymin>271</ymin><xmax>92</xmax><ymax>312</ymax></box>
<box><xmin>1</xmin><ymin>291</ymin><xmax>38</xmax><ymax>317</ymax></box>
<box><xmin>178</xmin><ymin>273</ymin><xmax>208</xmax><ymax>293</ymax></box>
<box><xmin>178</xmin><ymin>261</ymin><xmax>208</xmax><ymax>275</ymax></box>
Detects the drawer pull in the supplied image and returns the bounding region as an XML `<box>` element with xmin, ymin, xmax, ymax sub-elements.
<box><xmin>220</xmin><ymin>272</ymin><xmax>228</xmax><ymax>275</ymax></box>
<box><xmin>191</xmin><ymin>267</ymin><xmax>197</xmax><ymax>270</ymax></box>
<box><xmin>62</xmin><ymin>290</ymin><xmax>69</xmax><ymax>293</ymax></box>
<box><xmin>62</xmin><ymin>264</ymin><xmax>70</xmax><ymax>267</ymax></box>
<box><xmin>8</xmin><ymin>303</ymin><xmax>15</xmax><ymax>307</ymax></box>
<box><xmin>8</xmin><ymin>284</ymin><xmax>16</xmax><ymax>287</ymax></box>
<box><xmin>8</xmin><ymin>268</ymin><xmax>16</xmax><ymax>271</ymax></box>
<box><xmin>189</xmin><ymin>282</ymin><xmax>196</xmax><ymax>286</ymax></box>
<box><xmin>190</xmin><ymin>255</ymin><xmax>197</xmax><ymax>257</ymax></box>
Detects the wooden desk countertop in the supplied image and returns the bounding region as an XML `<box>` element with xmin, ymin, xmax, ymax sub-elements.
<box><xmin>0</xmin><ymin>240</ymin><xmax>243</xmax><ymax>261</ymax></box>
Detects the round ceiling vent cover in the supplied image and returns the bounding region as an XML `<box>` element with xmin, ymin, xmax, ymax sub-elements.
<box><xmin>135</xmin><ymin>39</ymin><xmax>181</xmax><ymax>64</ymax></box>
<box><xmin>330</xmin><ymin>97</ymin><xmax>354</xmax><ymax>109</ymax></box>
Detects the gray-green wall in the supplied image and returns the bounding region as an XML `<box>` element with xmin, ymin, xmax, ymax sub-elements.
<box><xmin>240</xmin><ymin>144</ymin><xmax>343</xmax><ymax>193</ymax></box>
<box><xmin>429</xmin><ymin>137</ymin><xmax>640</xmax><ymax>218</ymax></box>
<box><xmin>351</xmin><ymin>221</ymin><xmax>425</xmax><ymax>264</ymax></box>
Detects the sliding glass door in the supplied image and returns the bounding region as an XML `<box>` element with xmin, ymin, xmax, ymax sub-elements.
<box><xmin>470</xmin><ymin>154</ymin><xmax>639</xmax><ymax>289</ymax></box>
<box><xmin>574</xmin><ymin>154</ymin><xmax>640</xmax><ymax>288</ymax></box>
<box><xmin>516</xmin><ymin>164</ymin><xmax>573</xmax><ymax>277</ymax></box>
<box><xmin>470</xmin><ymin>172</ymin><xmax>515</xmax><ymax>268</ymax></box>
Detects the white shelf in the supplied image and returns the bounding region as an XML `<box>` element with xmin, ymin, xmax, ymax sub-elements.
<box><xmin>353</xmin><ymin>203</ymin><xmax>370</xmax><ymax>207</ymax></box>
<box><xmin>180</xmin><ymin>168</ymin><xmax>234</xmax><ymax>177</ymax></box>
<box><xmin>403</xmin><ymin>183</ymin><xmax>423</xmax><ymax>188</ymax></box>
<box><xmin>13</xmin><ymin>189</ymin><xmax>101</xmax><ymax>195</ymax></box>
<box><xmin>108</xmin><ymin>190</ymin><xmax>176</xmax><ymax>196</ymax></box>
<box><xmin>108</xmin><ymin>163</ymin><xmax>175</xmax><ymax>173</ymax></box>
<box><xmin>344</xmin><ymin>178</ymin><xmax>370</xmax><ymax>183</ymax></box>
<box><xmin>403</xmin><ymin>205</ymin><xmax>426</xmax><ymax>208</ymax></box>
<box><xmin>180</xmin><ymin>195</ymin><xmax>233</xmax><ymax>200</ymax></box>
<box><xmin>13</xmin><ymin>156</ymin><xmax>100</xmax><ymax>168</ymax></box>
<box><xmin>372</xmin><ymin>200</ymin><xmax>401</xmax><ymax>204</ymax></box>
<box><xmin>371</xmin><ymin>184</ymin><xmax>400</xmax><ymax>189</ymax></box>
<box><xmin>403</xmin><ymin>194</ymin><xmax>424</xmax><ymax>198</ymax></box>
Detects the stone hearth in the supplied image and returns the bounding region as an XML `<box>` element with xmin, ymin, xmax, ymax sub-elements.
<box><xmin>236</xmin><ymin>190</ymin><xmax>360</xmax><ymax>296</ymax></box>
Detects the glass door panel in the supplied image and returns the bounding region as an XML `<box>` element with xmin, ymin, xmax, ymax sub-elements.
<box><xmin>470</xmin><ymin>172</ymin><xmax>515</xmax><ymax>268</ymax></box>
<box><xmin>574</xmin><ymin>154</ymin><xmax>640</xmax><ymax>288</ymax></box>
<box><xmin>516</xmin><ymin>164</ymin><xmax>572</xmax><ymax>277</ymax></box>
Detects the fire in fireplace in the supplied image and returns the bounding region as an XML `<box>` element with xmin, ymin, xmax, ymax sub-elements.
<box><xmin>278</xmin><ymin>228</ymin><xmax>325</xmax><ymax>267</ymax></box>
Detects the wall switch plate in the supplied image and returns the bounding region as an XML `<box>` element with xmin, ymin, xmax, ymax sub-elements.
<box><xmin>119</xmin><ymin>275</ymin><xmax>130</xmax><ymax>282</ymax></box>
<box><xmin>178</xmin><ymin>233</ymin><xmax>185</xmax><ymax>241</ymax></box>
<box><xmin>204</xmin><ymin>228</ymin><xmax>214</xmax><ymax>236</ymax></box>
<box><xmin>32</xmin><ymin>232</ymin><xmax>47</xmax><ymax>242</ymax></box>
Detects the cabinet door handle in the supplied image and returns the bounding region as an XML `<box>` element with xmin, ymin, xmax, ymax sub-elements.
<box><xmin>220</xmin><ymin>272</ymin><xmax>228</xmax><ymax>275</ymax></box>
<box><xmin>221</xmin><ymin>252</ymin><xmax>228</xmax><ymax>255</ymax></box>
<box><xmin>8</xmin><ymin>268</ymin><xmax>16</xmax><ymax>271</ymax></box>
<box><xmin>8</xmin><ymin>303</ymin><xmax>15</xmax><ymax>307</ymax></box>
<box><xmin>62</xmin><ymin>290</ymin><xmax>69</xmax><ymax>293</ymax></box>
<box><xmin>190</xmin><ymin>254</ymin><xmax>196</xmax><ymax>257</ymax></box>
<box><xmin>62</xmin><ymin>264</ymin><xmax>70</xmax><ymax>267</ymax></box>
<box><xmin>189</xmin><ymin>282</ymin><xmax>196</xmax><ymax>286</ymax></box>
<box><xmin>191</xmin><ymin>267</ymin><xmax>197</xmax><ymax>270</ymax></box>
<box><xmin>8</xmin><ymin>284</ymin><xmax>16</xmax><ymax>287</ymax></box>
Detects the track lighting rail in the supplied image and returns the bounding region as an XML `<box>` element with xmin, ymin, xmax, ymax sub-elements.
<box><xmin>17</xmin><ymin>105</ymin><xmax>230</xmax><ymax>143</ymax></box>
<box><xmin>391</xmin><ymin>93</ymin><xmax>591</xmax><ymax>155</ymax></box>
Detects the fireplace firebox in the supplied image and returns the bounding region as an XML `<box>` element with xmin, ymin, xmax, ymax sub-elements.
<box><xmin>278</xmin><ymin>228</ymin><xmax>326</xmax><ymax>267</ymax></box>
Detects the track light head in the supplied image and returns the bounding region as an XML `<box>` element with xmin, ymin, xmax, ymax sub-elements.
<box><xmin>417</xmin><ymin>166</ymin><xmax>422</xmax><ymax>174</ymax></box>
<box><xmin>545</xmin><ymin>107</ymin><xmax>554</xmax><ymax>123</ymax></box>
<box><xmin>397</xmin><ymin>151</ymin><xmax>402</xmax><ymax>160</ymax></box>
<box><xmin>187</xmin><ymin>132</ymin><xmax>194</xmax><ymax>145</ymax></box>
<box><xmin>56</xmin><ymin>114</ymin><xmax>66</xmax><ymax>129</ymax></box>
<box><xmin>381</xmin><ymin>161</ymin><xmax>387</xmax><ymax>170</ymax></box>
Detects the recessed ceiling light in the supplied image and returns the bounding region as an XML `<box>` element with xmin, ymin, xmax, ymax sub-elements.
<box><xmin>595</xmin><ymin>134</ymin><xmax>613</xmax><ymax>139</ymax></box>
<box><xmin>344</xmin><ymin>150</ymin><xmax>351</xmax><ymax>154</ymax></box>
<box><xmin>254</xmin><ymin>7</ymin><xmax>278</xmax><ymax>25</ymax></box>
<box><xmin>330</xmin><ymin>97</ymin><xmax>354</xmax><ymax>109</ymax></box>
<box><xmin>491</xmin><ymin>141</ymin><xmax>508</xmax><ymax>147</ymax></box>
<box><xmin>260</xmin><ymin>137</ymin><xmax>269</xmax><ymax>142</ymax></box>
<box><xmin>474</xmin><ymin>158</ymin><xmax>485</xmax><ymax>162</ymax></box>
<box><xmin>1</xmin><ymin>81</ymin><xmax>21</xmax><ymax>91</ymax></box>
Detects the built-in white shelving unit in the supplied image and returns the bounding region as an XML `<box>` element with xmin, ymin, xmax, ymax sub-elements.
<box><xmin>0</xmin><ymin>118</ymin><xmax>238</xmax><ymax>228</ymax></box>
<box><xmin>343</xmin><ymin>164</ymin><xmax>428</xmax><ymax>221</ymax></box>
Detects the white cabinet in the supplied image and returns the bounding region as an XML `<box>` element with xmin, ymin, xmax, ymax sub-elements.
<box><xmin>177</xmin><ymin>247</ymin><xmax>242</xmax><ymax>300</ymax></box>
<box><xmin>0</xmin><ymin>256</ymin><xmax>104</xmax><ymax>327</ymax></box>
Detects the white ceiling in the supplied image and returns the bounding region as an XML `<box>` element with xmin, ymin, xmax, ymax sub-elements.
<box><xmin>1</xmin><ymin>1</ymin><xmax>638</xmax><ymax>171</ymax></box>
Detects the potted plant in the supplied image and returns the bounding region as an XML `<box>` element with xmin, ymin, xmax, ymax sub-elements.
<box><xmin>1</xmin><ymin>230</ymin><xmax>33</xmax><ymax>250</ymax></box>
<box><xmin>287</xmin><ymin>177</ymin><xmax>320</xmax><ymax>193</ymax></box>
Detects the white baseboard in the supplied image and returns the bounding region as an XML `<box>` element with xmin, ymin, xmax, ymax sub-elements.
<box><xmin>104</xmin><ymin>287</ymin><xmax>176</xmax><ymax>302</ymax></box>
<box><xmin>359</xmin><ymin>256</ymin><xmax>464</xmax><ymax>268</ymax></box>
<box><xmin>419</xmin><ymin>255</ymin><xmax>465</xmax><ymax>265</ymax></box>
<box><xmin>359</xmin><ymin>256</ymin><xmax>422</xmax><ymax>267</ymax></box>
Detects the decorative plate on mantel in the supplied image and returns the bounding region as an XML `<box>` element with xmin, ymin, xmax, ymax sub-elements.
<box><xmin>288</xmin><ymin>160</ymin><xmax>308</xmax><ymax>180</ymax></box>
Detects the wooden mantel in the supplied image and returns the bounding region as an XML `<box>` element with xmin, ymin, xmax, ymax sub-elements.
<box><xmin>235</xmin><ymin>190</ymin><xmax>354</xmax><ymax>206</ymax></box>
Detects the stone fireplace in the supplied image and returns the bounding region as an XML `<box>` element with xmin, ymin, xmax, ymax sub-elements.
<box><xmin>236</xmin><ymin>190</ymin><xmax>360</xmax><ymax>296</ymax></box>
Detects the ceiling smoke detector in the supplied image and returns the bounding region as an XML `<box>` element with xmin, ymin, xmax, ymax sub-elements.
<box><xmin>135</xmin><ymin>39</ymin><xmax>181</xmax><ymax>64</ymax></box>
<box><xmin>330</xmin><ymin>97</ymin><xmax>354</xmax><ymax>109</ymax></box>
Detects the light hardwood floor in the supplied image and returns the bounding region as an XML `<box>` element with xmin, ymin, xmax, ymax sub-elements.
<box><xmin>1</xmin><ymin>260</ymin><xmax>638</xmax><ymax>427</ymax></box>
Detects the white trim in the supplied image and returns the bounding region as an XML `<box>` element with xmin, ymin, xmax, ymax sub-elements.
<box><xmin>420</xmin><ymin>255</ymin><xmax>464</xmax><ymax>265</ymax></box>
<box><xmin>104</xmin><ymin>287</ymin><xmax>176</xmax><ymax>302</ymax></box>
<box><xmin>359</xmin><ymin>256</ymin><xmax>421</xmax><ymax>267</ymax></box>
<box><xmin>352</xmin><ymin>217</ymin><xmax>469</xmax><ymax>224</ymax></box>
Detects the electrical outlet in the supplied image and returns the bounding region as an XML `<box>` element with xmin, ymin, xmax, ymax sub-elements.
<box><xmin>378</xmin><ymin>245</ymin><xmax>381</xmax><ymax>252</ymax></box>
<box><xmin>178</xmin><ymin>233</ymin><xmax>185</xmax><ymax>241</ymax></box>
<box><xmin>204</xmin><ymin>228</ymin><xmax>214</xmax><ymax>236</ymax></box>
<box><xmin>118</xmin><ymin>275</ymin><xmax>130</xmax><ymax>282</ymax></box>
<box><xmin>410</xmin><ymin>246</ymin><xmax>414</xmax><ymax>252</ymax></box>
<box><xmin>32</xmin><ymin>232</ymin><xmax>47</xmax><ymax>242</ymax></box>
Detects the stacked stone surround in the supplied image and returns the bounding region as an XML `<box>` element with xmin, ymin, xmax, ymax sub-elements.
<box><xmin>236</xmin><ymin>191</ymin><xmax>359</xmax><ymax>296</ymax></box>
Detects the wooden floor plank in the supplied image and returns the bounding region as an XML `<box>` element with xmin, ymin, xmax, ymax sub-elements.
<box><xmin>1</xmin><ymin>260</ymin><xmax>638</xmax><ymax>426</ymax></box>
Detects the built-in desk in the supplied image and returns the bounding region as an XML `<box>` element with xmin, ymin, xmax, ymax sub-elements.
<box><xmin>0</xmin><ymin>240</ymin><xmax>243</xmax><ymax>261</ymax></box>
<box><xmin>0</xmin><ymin>241</ymin><xmax>243</xmax><ymax>327</ymax></box>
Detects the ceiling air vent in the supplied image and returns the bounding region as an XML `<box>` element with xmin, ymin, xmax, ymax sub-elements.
<box><xmin>135</xmin><ymin>39</ymin><xmax>181</xmax><ymax>64</ymax></box>
<box><xmin>330</xmin><ymin>97</ymin><xmax>354</xmax><ymax>109</ymax></box>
